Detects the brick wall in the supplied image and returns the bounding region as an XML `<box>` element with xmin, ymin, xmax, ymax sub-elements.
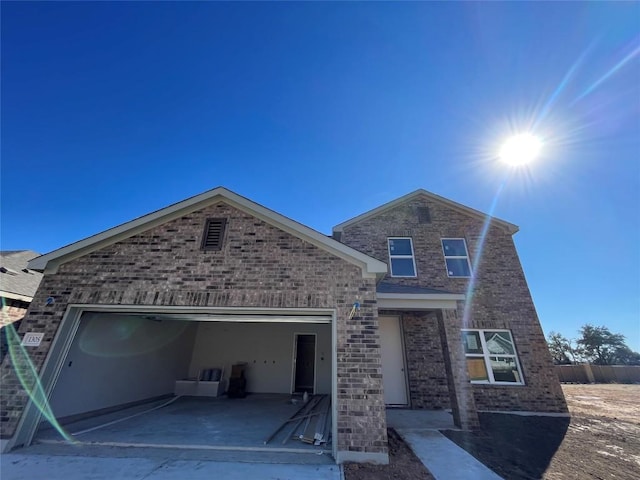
<box><xmin>0</xmin><ymin>201</ymin><xmax>388</xmax><ymax>457</ymax></box>
<box><xmin>340</xmin><ymin>195</ymin><xmax>567</xmax><ymax>414</ymax></box>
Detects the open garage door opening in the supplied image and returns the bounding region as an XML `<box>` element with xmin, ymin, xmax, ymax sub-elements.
<box><xmin>33</xmin><ymin>310</ymin><xmax>334</xmax><ymax>456</ymax></box>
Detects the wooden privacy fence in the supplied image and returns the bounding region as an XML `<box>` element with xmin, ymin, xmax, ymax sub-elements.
<box><xmin>555</xmin><ymin>365</ymin><xmax>640</xmax><ymax>384</ymax></box>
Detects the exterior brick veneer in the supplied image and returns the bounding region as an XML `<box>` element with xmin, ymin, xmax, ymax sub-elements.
<box><xmin>339</xmin><ymin>194</ymin><xmax>567</xmax><ymax>415</ymax></box>
<box><xmin>0</xmin><ymin>201</ymin><xmax>388</xmax><ymax>460</ymax></box>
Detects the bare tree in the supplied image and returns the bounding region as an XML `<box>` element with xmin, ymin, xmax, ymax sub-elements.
<box><xmin>547</xmin><ymin>332</ymin><xmax>577</xmax><ymax>365</ymax></box>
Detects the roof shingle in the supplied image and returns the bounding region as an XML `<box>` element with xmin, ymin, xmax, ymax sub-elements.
<box><xmin>0</xmin><ymin>250</ymin><xmax>43</xmax><ymax>299</ymax></box>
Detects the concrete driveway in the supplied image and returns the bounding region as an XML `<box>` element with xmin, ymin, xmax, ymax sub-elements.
<box><xmin>1</xmin><ymin>444</ymin><xmax>341</xmax><ymax>480</ymax></box>
<box><xmin>1</xmin><ymin>454</ymin><xmax>342</xmax><ymax>480</ymax></box>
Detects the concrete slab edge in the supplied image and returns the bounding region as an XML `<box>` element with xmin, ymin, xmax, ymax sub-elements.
<box><xmin>335</xmin><ymin>450</ymin><xmax>389</xmax><ymax>465</ymax></box>
<box><xmin>399</xmin><ymin>427</ymin><xmax>463</xmax><ymax>432</ymax></box>
<box><xmin>37</xmin><ymin>439</ymin><xmax>332</xmax><ymax>456</ymax></box>
<box><xmin>477</xmin><ymin>410</ymin><xmax>571</xmax><ymax>417</ymax></box>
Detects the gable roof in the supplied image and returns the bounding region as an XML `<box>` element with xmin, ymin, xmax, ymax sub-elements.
<box><xmin>27</xmin><ymin>187</ymin><xmax>387</xmax><ymax>278</ymax></box>
<box><xmin>332</xmin><ymin>189</ymin><xmax>519</xmax><ymax>235</ymax></box>
<box><xmin>0</xmin><ymin>250</ymin><xmax>43</xmax><ymax>301</ymax></box>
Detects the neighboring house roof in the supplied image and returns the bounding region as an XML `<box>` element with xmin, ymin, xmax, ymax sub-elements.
<box><xmin>0</xmin><ymin>250</ymin><xmax>43</xmax><ymax>302</ymax></box>
<box><xmin>332</xmin><ymin>189</ymin><xmax>519</xmax><ymax>235</ymax></box>
<box><xmin>27</xmin><ymin>187</ymin><xmax>388</xmax><ymax>278</ymax></box>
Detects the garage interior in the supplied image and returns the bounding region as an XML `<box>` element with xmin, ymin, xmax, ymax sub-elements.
<box><xmin>34</xmin><ymin>311</ymin><xmax>334</xmax><ymax>456</ymax></box>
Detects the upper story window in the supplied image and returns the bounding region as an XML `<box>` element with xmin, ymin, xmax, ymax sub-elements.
<box><xmin>388</xmin><ymin>238</ymin><xmax>417</xmax><ymax>277</ymax></box>
<box><xmin>441</xmin><ymin>238</ymin><xmax>471</xmax><ymax>277</ymax></box>
<box><xmin>462</xmin><ymin>329</ymin><xmax>524</xmax><ymax>385</ymax></box>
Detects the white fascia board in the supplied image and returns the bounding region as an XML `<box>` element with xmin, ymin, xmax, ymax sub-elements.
<box><xmin>27</xmin><ymin>188</ymin><xmax>232</xmax><ymax>272</ymax></box>
<box><xmin>139</xmin><ymin>314</ymin><xmax>331</xmax><ymax>324</ymax></box>
<box><xmin>72</xmin><ymin>304</ymin><xmax>335</xmax><ymax>317</ymax></box>
<box><xmin>28</xmin><ymin>187</ymin><xmax>387</xmax><ymax>278</ymax></box>
<box><xmin>220</xmin><ymin>193</ymin><xmax>387</xmax><ymax>278</ymax></box>
<box><xmin>333</xmin><ymin>189</ymin><xmax>519</xmax><ymax>235</ymax></box>
<box><xmin>0</xmin><ymin>291</ymin><xmax>34</xmax><ymax>303</ymax></box>
<box><xmin>377</xmin><ymin>292</ymin><xmax>464</xmax><ymax>310</ymax></box>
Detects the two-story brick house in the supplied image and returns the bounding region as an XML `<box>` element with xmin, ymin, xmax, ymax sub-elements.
<box><xmin>0</xmin><ymin>187</ymin><xmax>566</xmax><ymax>463</ymax></box>
<box><xmin>334</xmin><ymin>190</ymin><xmax>567</xmax><ymax>422</ymax></box>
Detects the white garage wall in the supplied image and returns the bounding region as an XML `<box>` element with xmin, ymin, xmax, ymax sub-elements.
<box><xmin>189</xmin><ymin>322</ymin><xmax>331</xmax><ymax>394</ymax></box>
<box><xmin>49</xmin><ymin>314</ymin><xmax>197</xmax><ymax>418</ymax></box>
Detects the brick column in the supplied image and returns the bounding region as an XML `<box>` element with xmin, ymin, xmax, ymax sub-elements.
<box><xmin>335</xmin><ymin>302</ymin><xmax>389</xmax><ymax>464</ymax></box>
<box><xmin>437</xmin><ymin>308</ymin><xmax>479</xmax><ymax>430</ymax></box>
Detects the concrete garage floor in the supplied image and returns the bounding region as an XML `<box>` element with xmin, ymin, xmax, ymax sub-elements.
<box><xmin>36</xmin><ymin>394</ymin><xmax>332</xmax><ymax>461</ymax></box>
<box><xmin>6</xmin><ymin>404</ymin><xmax>503</xmax><ymax>480</ymax></box>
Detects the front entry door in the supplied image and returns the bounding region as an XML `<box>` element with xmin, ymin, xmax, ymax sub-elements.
<box><xmin>379</xmin><ymin>316</ymin><xmax>408</xmax><ymax>405</ymax></box>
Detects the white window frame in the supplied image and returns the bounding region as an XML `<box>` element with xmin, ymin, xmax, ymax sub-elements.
<box><xmin>387</xmin><ymin>237</ymin><xmax>417</xmax><ymax>278</ymax></box>
<box><xmin>441</xmin><ymin>238</ymin><xmax>472</xmax><ymax>278</ymax></box>
<box><xmin>462</xmin><ymin>329</ymin><xmax>524</xmax><ymax>385</ymax></box>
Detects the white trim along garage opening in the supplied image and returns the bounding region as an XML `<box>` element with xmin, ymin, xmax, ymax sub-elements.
<box><xmin>12</xmin><ymin>305</ymin><xmax>337</xmax><ymax>460</ymax></box>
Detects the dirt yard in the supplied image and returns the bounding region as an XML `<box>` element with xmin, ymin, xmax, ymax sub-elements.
<box><xmin>541</xmin><ymin>384</ymin><xmax>640</xmax><ymax>479</ymax></box>
<box><xmin>344</xmin><ymin>384</ymin><xmax>640</xmax><ymax>480</ymax></box>
<box><xmin>343</xmin><ymin>428</ymin><xmax>435</xmax><ymax>480</ymax></box>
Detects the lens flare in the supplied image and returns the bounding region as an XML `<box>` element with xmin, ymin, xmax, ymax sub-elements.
<box><xmin>2</xmin><ymin>301</ymin><xmax>76</xmax><ymax>444</ymax></box>
<box><xmin>574</xmin><ymin>43</ymin><xmax>640</xmax><ymax>104</ymax></box>
<box><xmin>461</xmin><ymin>177</ymin><xmax>508</xmax><ymax>330</ymax></box>
<box><xmin>78</xmin><ymin>315</ymin><xmax>189</xmax><ymax>358</ymax></box>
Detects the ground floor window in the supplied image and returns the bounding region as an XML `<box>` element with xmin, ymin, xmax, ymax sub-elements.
<box><xmin>462</xmin><ymin>329</ymin><xmax>524</xmax><ymax>384</ymax></box>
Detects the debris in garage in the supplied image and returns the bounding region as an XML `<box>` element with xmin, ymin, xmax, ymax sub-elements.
<box><xmin>199</xmin><ymin>367</ymin><xmax>222</xmax><ymax>382</ymax></box>
<box><xmin>265</xmin><ymin>394</ymin><xmax>332</xmax><ymax>446</ymax></box>
<box><xmin>71</xmin><ymin>395</ymin><xmax>183</xmax><ymax>436</ymax></box>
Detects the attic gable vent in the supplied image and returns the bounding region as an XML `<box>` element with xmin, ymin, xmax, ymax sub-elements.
<box><xmin>201</xmin><ymin>218</ymin><xmax>227</xmax><ymax>251</ymax></box>
<box><xmin>417</xmin><ymin>206</ymin><xmax>431</xmax><ymax>224</ymax></box>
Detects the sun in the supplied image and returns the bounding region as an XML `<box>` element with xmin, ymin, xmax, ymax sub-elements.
<box><xmin>499</xmin><ymin>133</ymin><xmax>542</xmax><ymax>166</ymax></box>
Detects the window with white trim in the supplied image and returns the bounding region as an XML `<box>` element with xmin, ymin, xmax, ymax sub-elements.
<box><xmin>387</xmin><ymin>237</ymin><xmax>417</xmax><ymax>277</ymax></box>
<box><xmin>441</xmin><ymin>238</ymin><xmax>472</xmax><ymax>277</ymax></box>
<box><xmin>462</xmin><ymin>329</ymin><xmax>524</xmax><ymax>384</ymax></box>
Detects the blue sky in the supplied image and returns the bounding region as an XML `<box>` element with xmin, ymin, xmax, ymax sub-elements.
<box><xmin>2</xmin><ymin>2</ymin><xmax>639</xmax><ymax>350</ymax></box>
